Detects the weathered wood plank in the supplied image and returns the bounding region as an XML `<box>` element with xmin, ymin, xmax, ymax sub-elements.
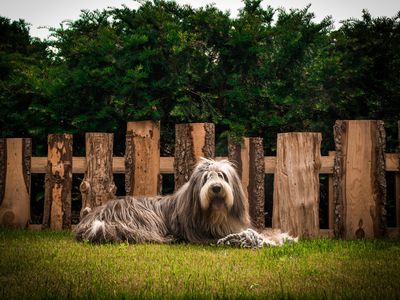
<box><xmin>264</xmin><ymin>156</ymin><xmax>276</xmax><ymax>174</ymax></box>
<box><xmin>174</xmin><ymin>123</ymin><xmax>215</xmax><ymax>190</ymax></box>
<box><xmin>273</xmin><ymin>132</ymin><xmax>321</xmax><ymax>238</ymax></box>
<box><xmin>125</xmin><ymin>121</ymin><xmax>160</xmax><ymax>196</ymax></box>
<box><xmin>30</xmin><ymin>153</ymin><xmax>398</xmax><ymax>175</ymax></box>
<box><xmin>333</xmin><ymin>120</ymin><xmax>387</xmax><ymax>239</ymax></box>
<box><xmin>387</xmin><ymin>227</ymin><xmax>400</xmax><ymax>238</ymax></box>
<box><xmin>79</xmin><ymin>133</ymin><xmax>116</xmax><ymax>217</ymax></box>
<box><xmin>0</xmin><ymin>138</ymin><xmax>31</xmax><ymax>228</ymax></box>
<box><xmin>43</xmin><ymin>134</ymin><xmax>72</xmax><ymax>230</ymax></box>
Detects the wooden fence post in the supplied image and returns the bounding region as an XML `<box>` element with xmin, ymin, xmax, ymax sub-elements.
<box><xmin>43</xmin><ymin>134</ymin><xmax>72</xmax><ymax>230</ymax></box>
<box><xmin>174</xmin><ymin>123</ymin><xmax>215</xmax><ymax>190</ymax></box>
<box><xmin>272</xmin><ymin>133</ymin><xmax>322</xmax><ymax>238</ymax></box>
<box><xmin>79</xmin><ymin>133</ymin><xmax>116</xmax><ymax>217</ymax></box>
<box><xmin>396</xmin><ymin>121</ymin><xmax>400</xmax><ymax>228</ymax></box>
<box><xmin>228</xmin><ymin>137</ymin><xmax>265</xmax><ymax>229</ymax></box>
<box><xmin>333</xmin><ymin>120</ymin><xmax>386</xmax><ymax>239</ymax></box>
<box><xmin>328</xmin><ymin>151</ymin><xmax>335</xmax><ymax>230</ymax></box>
<box><xmin>125</xmin><ymin>121</ymin><xmax>160</xmax><ymax>196</ymax></box>
<box><xmin>0</xmin><ymin>138</ymin><xmax>31</xmax><ymax>228</ymax></box>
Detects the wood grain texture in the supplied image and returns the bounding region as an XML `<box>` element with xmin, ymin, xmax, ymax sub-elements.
<box><xmin>125</xmin><ymin>121</ymin><xmax>160</xmax><ymax>196</ymax></box>
<box><xmin>328</xmin><ymin>151</ymin><xmax>335</xmax><ymax>230</ymax></box>
<box><xmin>0</xmin><ymin>138</ymin><xmax>31</xmax><ymax>228</ymax></box>
<box><xmin>397</xmin><ymin>121</ymin><xmax>400</xmax><ymax>228</ymax></box>
<box><xmin>43</xmin><ymin>134</ymin><xmax>72</xmax><ymax>230</ymax></box>
<box><xmin>228</xmin><ymin>138</ymin><xmax>265</xmax><ymax>228</ymax></box>
<box><xmin>272</xmin><ymin>133</ymin><xmax>321</xmax><ymax>238</ymax></box>
<box><xmin>174</xmin><ymin>123</ymin><xmax>215</xmax><ymax>190</ymax></box>
<box><xmin>79</xmin><ymin>133</ymin><xmax>116</xmax><ymax>216</ymax></box>
<box><xmin>30</xmin><ymin>153</ymin><xmax>398</xmax><ymax>175</ymax></box>
<box><xmin>248</xmin><ymin>138</ymin><xmax>265</xmax><ymax>229</ymax></box>
<box><xmin>333</xmin><ymin>120</ymin><xmax>387</xmax><ymax>239</ymax></box>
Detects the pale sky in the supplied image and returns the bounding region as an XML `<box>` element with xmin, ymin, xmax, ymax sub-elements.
<box><xmin>1</xmin><ymin>0</ymin><xmax>399</xmax><ymax>40</ymax></box>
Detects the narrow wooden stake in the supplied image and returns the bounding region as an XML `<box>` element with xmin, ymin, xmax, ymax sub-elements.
<box><xmin>43</xmin><ymin>134</ymin><xmax>72</xmax><ymax>230</ymax></box>
<box><xmin>228</xmin><ymin>138</ymin><xmax>265</xmax><ymax>229</ymax></box>
<box><xmin>328</xmin><ymin>151</ymin><xmax>335</xmax><ymax>230</ymax></box>
<box><xmin>0</xmin><ymin>138</ymin><xmax>31</xmax><ymax>228</ymax></box>
<box><xmin>125</xmin><ymin>121</ymin><xmax>160</xmax><ymax>196</ymax></box>
<box><xmin>333</xmin><ymin>120</ymin><xmax>386</xmax><ymax>239</ymax></box>
<box><xmin>79</xmin><ymin>133</ymin><xmax>116</xmax><ymax>216</ymax></box>
<box><xmin>272</xmin><ymin>133</ymin><xmax>321</xmax><ymax>238</ymax></box>
<box><xmin>174</xmin><ymin>123</ymin><xmax>215</xmax><ymax>190</ymax></box>
<box><xmin>396</xmin><ymin>120</ymin><xmax>400</xmax><ymax>228</ymax></box>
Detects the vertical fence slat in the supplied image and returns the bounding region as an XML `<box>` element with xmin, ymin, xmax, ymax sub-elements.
<box><xmin>272</xmin><ymin>133</ymin><xmax>321</xmax><ymax>238</ymax></box>
<box><xmin>79</xmin><ymin>133</ymin><xmax>116</xmax><ymax>217</ymax></box>
<box><xmin>125</xmin><ymin>121</ymin><xmax>160</xmax><ymax>196</ymax></box>
<box><xmin>228</xmin><ymin>138</ymin><xmax>249</xmax><ymax>198</ymax></box>
<box><xmin>248</xmin><ymin>138</ymin><xmax>265</xmax><ymax>229</ymax></box>
<box><xmin>328</xmin><ymin>151</ymin><xmax>335</xmax><ymax>230</ymax></box>
<box><xmin>228</xmin><ymin>138</ymin><xmax>265</xmax><ymax>229</ymax></box>
<box><xmin>333</xmin><ymin>120</ymin><xmax>386</xmax><ymax>239</ymax></box>
<box><xmin>43</xmin><ymin>134</ymin><xmax>72</xmax><ymax>230</ymax></box>
<box><xmin>397</xmin><ymin>121</ymin><xmax>400</xmax><ymax>228</ymax></box>
<box><xmin>0</xmin><ymin>138</ymin><xmax>31</xmax><ymax>228</ymax></box>
<box><xmin>174</xmin><ymin>123</ymin><xmax>215</xmax><ymax>190</ymax></box>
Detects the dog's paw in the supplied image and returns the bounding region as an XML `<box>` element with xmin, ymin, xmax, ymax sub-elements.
<box><xmin>217</xmin><ymin>229</ymin><xmax>265</xmax><ymax>248</ymax></box>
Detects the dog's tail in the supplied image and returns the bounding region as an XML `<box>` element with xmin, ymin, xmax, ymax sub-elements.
<box><xmin>74</xmin><ymin>207</ymin><xmax>119</xmax><ymax>243</ymax></box>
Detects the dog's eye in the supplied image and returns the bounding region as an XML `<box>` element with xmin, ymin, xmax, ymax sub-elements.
<box><xmin>202</xmin><ymin>174</ymin><xmax>208</xmax><ymax>185</ymax></box>
<box><xmin>219</xmin><ymin>172</ymin><xmax>229</xmax><ymax>183</ymax></box>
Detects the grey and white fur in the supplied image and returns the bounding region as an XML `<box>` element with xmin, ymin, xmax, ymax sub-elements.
<box><xmin>74</xmin><ymin>158</ymin><xmax>296</xmax><ymax>247</ymax></box>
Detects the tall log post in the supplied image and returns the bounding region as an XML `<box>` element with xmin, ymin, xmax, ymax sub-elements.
<box><xmin>174</xmin><ymin>123</ymin><xmax>215</xmax><ymax>190</ymax></box>
<box><xmin>125</xmin><ymin>121</ymin><xmax>160</xmax><ymax>196</ymax></box>
<box><xmin>333</xmin><ymin>120</ymin><xmax>386</xmax><ymax>239</ymax></box>
<box><xmin>79</xmin><ymin>133</ymin><xmax>116</xmax><ymax>217</ymax></box>
<box><xmin>396</xmin><ymin>121</ymin><xmax>400</xmax><ymax>228</ymax></box>
<box><xmin>328</xmin><ymin>151</ymin><xmax>335</xmax><ymax>230</ymax></box>
<box><xmin>228</xmin><ymin>138</ymin><xmax>265</xmax><ymax>229</ymax></box>
<box><xmin>272</xmin><ymin>133</ymin><xmax>322</xmax><ymax>238</ymax></box>
<box><xmin>43</xmin><ymin>134</ymin><xmax>72</xmax><ymax>230</ymax></box>
<box><xmin>0</xmin><ymin>138</ymin><xmax>31</xmax><ymax>228</ymax></box>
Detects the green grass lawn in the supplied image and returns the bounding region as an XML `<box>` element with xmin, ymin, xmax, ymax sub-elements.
<box><xmin>0</xmin><ymin>229</ymin><xmax>399</xmax><ymax>299</ymax></box>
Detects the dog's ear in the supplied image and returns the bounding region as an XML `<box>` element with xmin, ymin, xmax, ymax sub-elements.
<box><xmin>228</xmin><ymin>166</ymin><xmax>250</xmax><ymax>226</ymax></box>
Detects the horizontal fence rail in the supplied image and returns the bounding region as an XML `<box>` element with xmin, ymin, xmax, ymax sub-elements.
<box><xmin>29</xmin><ymin>153</ymin><xmax>400</xmax><ymax>174</ymax></box>
<box><xmin>1</xmin><ymin>120</ymin><xmax>400</xmax><ymax>239</ymax></box>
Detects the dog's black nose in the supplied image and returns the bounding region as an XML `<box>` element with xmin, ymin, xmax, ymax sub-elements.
<box><xmin>212</xmin><ymin>184</ymin><xmax>221</xmax><ymax>194</ymax></box>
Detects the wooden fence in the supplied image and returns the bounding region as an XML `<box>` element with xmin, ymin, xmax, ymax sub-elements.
<box><xmin>0</xmin><ymin>120</ymin><xmax>399</xmax><ymax>239</ymax></box>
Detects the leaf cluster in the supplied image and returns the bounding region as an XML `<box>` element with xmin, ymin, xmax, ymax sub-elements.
<box><xmin>1</xmin><ymin>1</ymin><xmax>399</xmax><ymax>154</ymax></box>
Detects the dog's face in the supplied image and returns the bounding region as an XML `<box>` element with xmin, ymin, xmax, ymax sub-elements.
<box><xmin>199</xmin><ymin>167</ymin><xmax>234</xmax><ymax>213</ymax></box>
<box><xmin>182</xmin><ymin>158</ymin><xmax>249</xmax><ymax>229</ymax></box>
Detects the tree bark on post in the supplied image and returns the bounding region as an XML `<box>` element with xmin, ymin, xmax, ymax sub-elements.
<box><xmin>174</xmin><ymin>123</ymin><xmax>215</xmax><ymax>190</ymax></box>
<box><xmin>272</xmin><ymin>133</ymin><xmax>321</xmax><ymax>238</ymax></box>
<box><xmin>396</xmin><ymin>121</ymin><xmax>400</xmax><ymax>229</ymax></box>
<box><xmin>0</xmin><ymin>138</ymin><xmax>31</xmax><ymax>228</ymax></box>
<box><xmin>333</xmin><ymin>120</ymin><xmax>387</xmax><ymax>239</ymax></box>
<box><xmin>228</xmin><ymin>137</ymin><xmax>265</xmax><ymax>229</ymax></box>
<box><xmin>43</xmin><ymin>134</ymin><xmax>72</xmax><ymax>230</ymax></box>
<box><xmin>79</xmin><ymin>133</ymin><xmax>116</xmax><ymax>217</ymax></box>
<box><xmin>125</xmin><ymin>121</ymin><xmax>160</xmax><ymax>196</ymax></box>
<box><xmin>328</xmin><ymin>151</ymin><xmax>335</xmax><ymax>230</ymax></box>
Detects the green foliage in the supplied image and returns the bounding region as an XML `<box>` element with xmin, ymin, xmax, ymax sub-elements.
<box><xmin>1</xmin><ymin>1</ymin><xmax>400</xmax><ymax>154</ymax></box>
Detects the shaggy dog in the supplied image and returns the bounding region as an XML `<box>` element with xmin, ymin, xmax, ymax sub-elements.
<box><xmin>74</xmin><ymin>158</ymin><xmax>295</xmax><ymax>247</ymax></box>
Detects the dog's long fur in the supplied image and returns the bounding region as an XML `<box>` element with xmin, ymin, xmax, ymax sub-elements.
<box><xmin>74</xmin><ymin>158</ymin><xmax>290</xmax><ymax>245</ymax></box>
